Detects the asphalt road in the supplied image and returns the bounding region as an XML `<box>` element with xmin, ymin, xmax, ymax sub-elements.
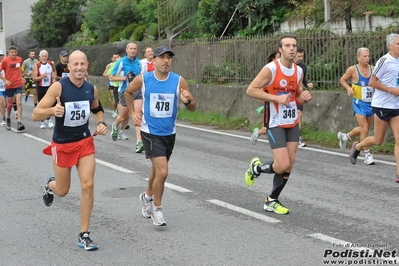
<box><xmin>1</xmin><ymin>100</ymin><xmax>398</xmax><ymax>266</ymax></box>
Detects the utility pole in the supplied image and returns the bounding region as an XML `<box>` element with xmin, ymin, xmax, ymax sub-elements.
<box><xmin>324</xmin><ymin>0</ymin><xmax>331</xmax><ymax>30</ymax></box>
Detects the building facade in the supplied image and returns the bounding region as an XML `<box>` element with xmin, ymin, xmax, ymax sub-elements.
<box><xmin>0</xmin><ymin>0</ymin><xmax>38</xmax><ymax>52</ymax></box>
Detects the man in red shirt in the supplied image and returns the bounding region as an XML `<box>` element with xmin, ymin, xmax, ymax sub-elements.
<box><xmin>0</xmin><ymin>46</ymin><xmax>25</xmax><ymax>131</ymax></box>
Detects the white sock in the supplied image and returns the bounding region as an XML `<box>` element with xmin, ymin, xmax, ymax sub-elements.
<box><xmin>268</xmin><ymin>197</ymin><xmax>277</xmax><ymax>202</ymax></box>
<box><xmin>145</xmin><ymin>193</ymin><xmax>152</xmax><ymax>201</ymax></box>
<box><xmin>253</xmin><ymin>166</ymin><xmax>259</xmax><ymax>175</ymax></box>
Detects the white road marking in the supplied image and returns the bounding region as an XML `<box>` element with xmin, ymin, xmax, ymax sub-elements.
<box><xmin>22</xmin><ymin>133</ymin><xmax>51</xmax><ymax>145</ymax></box>
<box><xmin>22</xmin><ymin>133</ymin><xmax>135</xmax><ymax>174</ymax></box>
<box><xmin>95</xmin><ymin>158</ymin><xmax>135</xmax><ymax>174</ymax></box>
<box><xmin>207</xmin><ymin>199</ymin><xmax>281</xmax><ymax>224</ymax></box>
<box><xmin>176</xmin><ymin>123</ymin><xmax>396</xmax><ymax>166</ymax></box>
<box><xmin>309</xmin><ymin>233</ymin><xmax>353</xmax><ymax>246</ymax></box>
<box><xmin>22</xmin><ymin>121</ymin><xmax>397</xmax><ymax>247</ymax></box>
<box><xmin>143</xmin><ymin>178</ymin><xmax>192</xmax><ymax>192</ymax></box>
<box><xmin>165</xmin><ymin>182</ymin><xmax>193</xmax><ymax>192</ymax></box>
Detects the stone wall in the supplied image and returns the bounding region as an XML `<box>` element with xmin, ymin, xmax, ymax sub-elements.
<box><xmin>280</xmin><ymin>15</ymin><xmax>399</xmax><ymax>34</ymax></box>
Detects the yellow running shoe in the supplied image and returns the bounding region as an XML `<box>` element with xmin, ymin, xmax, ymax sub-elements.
<box><xmin>245</xmin><ymin>157</ymin><xmax>261</xmax><ymax>186</ymax></box>
<box><xmin>264</xmin><ymin>198</ymin><xmax>290</xmax><ymax>214</ymax></box>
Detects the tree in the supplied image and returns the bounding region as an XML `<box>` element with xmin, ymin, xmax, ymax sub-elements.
<box><xmin>81</xmin><ymin>0</ymin><xmax>141</xmax><ymax>44</ymax></box>
<box><xmin>288</xmin><ymin>0</ymin><xmax>324</xmax><ymax>28</ymax></box>
<box><xmin>30</xmin><ymin>0</ymin><xmax>86</xmax><ymax>47</ymax></box>
<box><xmin>331</xmin><ymin>0</ymin><xmax>371</xmax><ymax>32</ymax></box>
<box><xmin>83</xmin><ymin>0</ymin><xmax>118</xmax><ymax>43</ymax></box>
<box><xmin>137</xmin><ymin>0</ymin><xmax>157</xmax><ymax>24</ymax></box>
<box><xmin>197</xmin><ymin>0</ymin><xmax>241</xmax><ymax>37</ymax></box>
<box><xmin>237</xmin><ymin>0</ymin><xmax>289</xmax><ymax>35</ymax></box>
<box><xmin>196</xmin><ymin>0</ymin><xmax>289</xmax><ymax>37</ymax></box>
<box><xmin>331</xmin><ymin>0</ymin><xmax>354</xmax><ymax>32</ymax></box>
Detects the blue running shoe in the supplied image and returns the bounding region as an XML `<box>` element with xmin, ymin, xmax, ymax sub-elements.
<box><xmin>43</xmin><ymin>176</ymin><xmax>55</xmax><ymax>207</ymax></box>
<box><xmin>77</xmin><ymin>232</ymin><xmax>98</xmax><ymax>251</ymax></box>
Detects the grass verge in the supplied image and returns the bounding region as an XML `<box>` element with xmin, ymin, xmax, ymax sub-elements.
<box><xmin>98</xmin><ymin>87</ymin><xmax>114</xmax><ymax>109</ymax></box>
<box><xmin>178</xmin><ymin>109</ymin><xmax>395</xmax><ymax>155</ymax></box>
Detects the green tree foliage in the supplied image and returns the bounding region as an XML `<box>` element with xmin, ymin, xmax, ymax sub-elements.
<box><xmin>114</xmin><ymin>0</ymin><xmax>141</xmax><ymax>26</ymax></box>
<box><xmin>290</xmin><ymin>0</ymin><xmax>369</xmax><ymax>32</ymax></box>
<box><xmin>137</xmin><ymin>0</ymin><xmax>157</xmax><ymax>24</ymax></box>
<box><xmin>288</xmin><ymin>0</ymin><xmax>324</xmax><ymax>27</ymax></box>
<box><xmin>131</xmin><ymin>24</ymin><xmax>149</xmax><ymax>41</ymax></box>
<box><xmin>197</xmin><ymin>0</ymin><xmax>240</xmax><ymax>37</ymax></box>
<box><xmin>170</xmin><ymin>0</ymin><xmax>200</xmax><ymax>32</ymax></box>
<box><xmin>365</xmin><ymin>0</ymin><xmax>399</xmax><ymax>16</ymax></box>
<box><xmin>330</xmin><ymin>0</ymin><xmax>373</xmax><ymax>32</ymax></box>
<box><xmin>331</xmin><ymin>0</ymin><xmax>354</xmax><ymax>32</ymax></box>
<box><xmin>30</xmin><ymin>0</ymin><xmax>86</xmax><ymax>47</ymax></box>
<box><xmin>197</xmin><ymin>0</ymin><xmax>289</xmax><ymax>37</ymax></box>
<box><xmin>238</xmin><ymin>0</ymin><xmax>290</xmax><ymax>35</ymax></box>
<box><xmin>83</xmin><ymin>0</ymin><xmax>118</xmax><ymax>43</ymax></box>
<box><xmin>135</xmin><ymin>0</ymin><xmax>158</xmax><ymax>40</ymax></box>
<box><xmin>82</xmin><ymin>0</ymin><xmax>141</xmax><ymax>44</ymax></box>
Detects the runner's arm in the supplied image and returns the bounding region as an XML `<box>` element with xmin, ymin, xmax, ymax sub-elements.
<box><xmin>247</xmin><ymin>66</ymin><xmax>286</xmax><ymax>104</ymax></box>
<box><xmin>179</xmin><ymin>77</ymin><xmax>196</xmax><ymax>112</ymax></box>
<box><xmin>31</xmin><ymin>82</ymin><xmax>61</xmax><ymax>121</ymax></box>
<box><xmin>32</xmin><ymin>64</ymin><xmax>43</xmax><ymax>82</ymax></box>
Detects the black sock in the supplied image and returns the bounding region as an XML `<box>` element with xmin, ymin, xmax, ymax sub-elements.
<box><xmin>257</xmin><ymin>161</ymin><xmax>275</xmax><ymax>174</ymax></box>
<box><xmin>79</xmin><ymin>231</ymin><xmax>88</xmax><ymax>237</ymax></box>
<box><xmin>269</xmin><ymin>172</ymin><xmax>290</xmax><ymax>199</ymax></box>
<box><xmin>13</xmin><ymin>103</ymin><xmax>17</xmax><ymax>111</ymax></box>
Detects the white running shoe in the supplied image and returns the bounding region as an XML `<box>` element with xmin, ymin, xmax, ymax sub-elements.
<box><xmin>337</xmin><ymin>132</ymin><xmax>347</xmax><ymax>150</ymax></box>
<box><xmin>299</xmin><ymin>136</ymin><xmax>306</xmax><ymax>147</ymax></box>
<box><xmin>47</xmin><ymin>119</ymin><xmax>54</xmax><ymax>128</ymax></box>
<box><xmin>151</xmin><ymin>208</ymin><xmax>166</xmax><ymax>226</ymax></box>
<box><xmin>40</xmin><ymin>121</ymin><xmax>46</xmax><ymax>129</ymax></box>
<box><xmin>364</xmin><ymin>154</ymin><xmax>375</xmax><ymax>165</ymax></box>
<box><xmin>118</xmin><ymin>130</ymin><xmax>128</xmax><ymax>140</ymax></box>
<box><xmin>139</xmin><ymin>192</ymin><xmax>153</xmax><ymax>218</ymax></box>
<box><xmin>1</xmin><ymin>119</ymin><xmax>5</xmax><ymax>126</ymax></box>
<box><xmin>250</xmin><ymin>128</ymin><xmax>259</xmax><ymax>145</ymax></box>
<box><xmin>112</xmin><ymin>111</ymin><xmax>117</xmax><ymax>118</ymax></box>
<box><xmin>15</xmin><ymin>111</ymin><xmax>18</xmax><ymax>119</ymax></box>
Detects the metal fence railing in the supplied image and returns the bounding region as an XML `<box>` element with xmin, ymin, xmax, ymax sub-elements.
<box><xmin>18</xmin><ymin>29</ymin><xmax>394</xmax><ymax>89</ymax></box>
